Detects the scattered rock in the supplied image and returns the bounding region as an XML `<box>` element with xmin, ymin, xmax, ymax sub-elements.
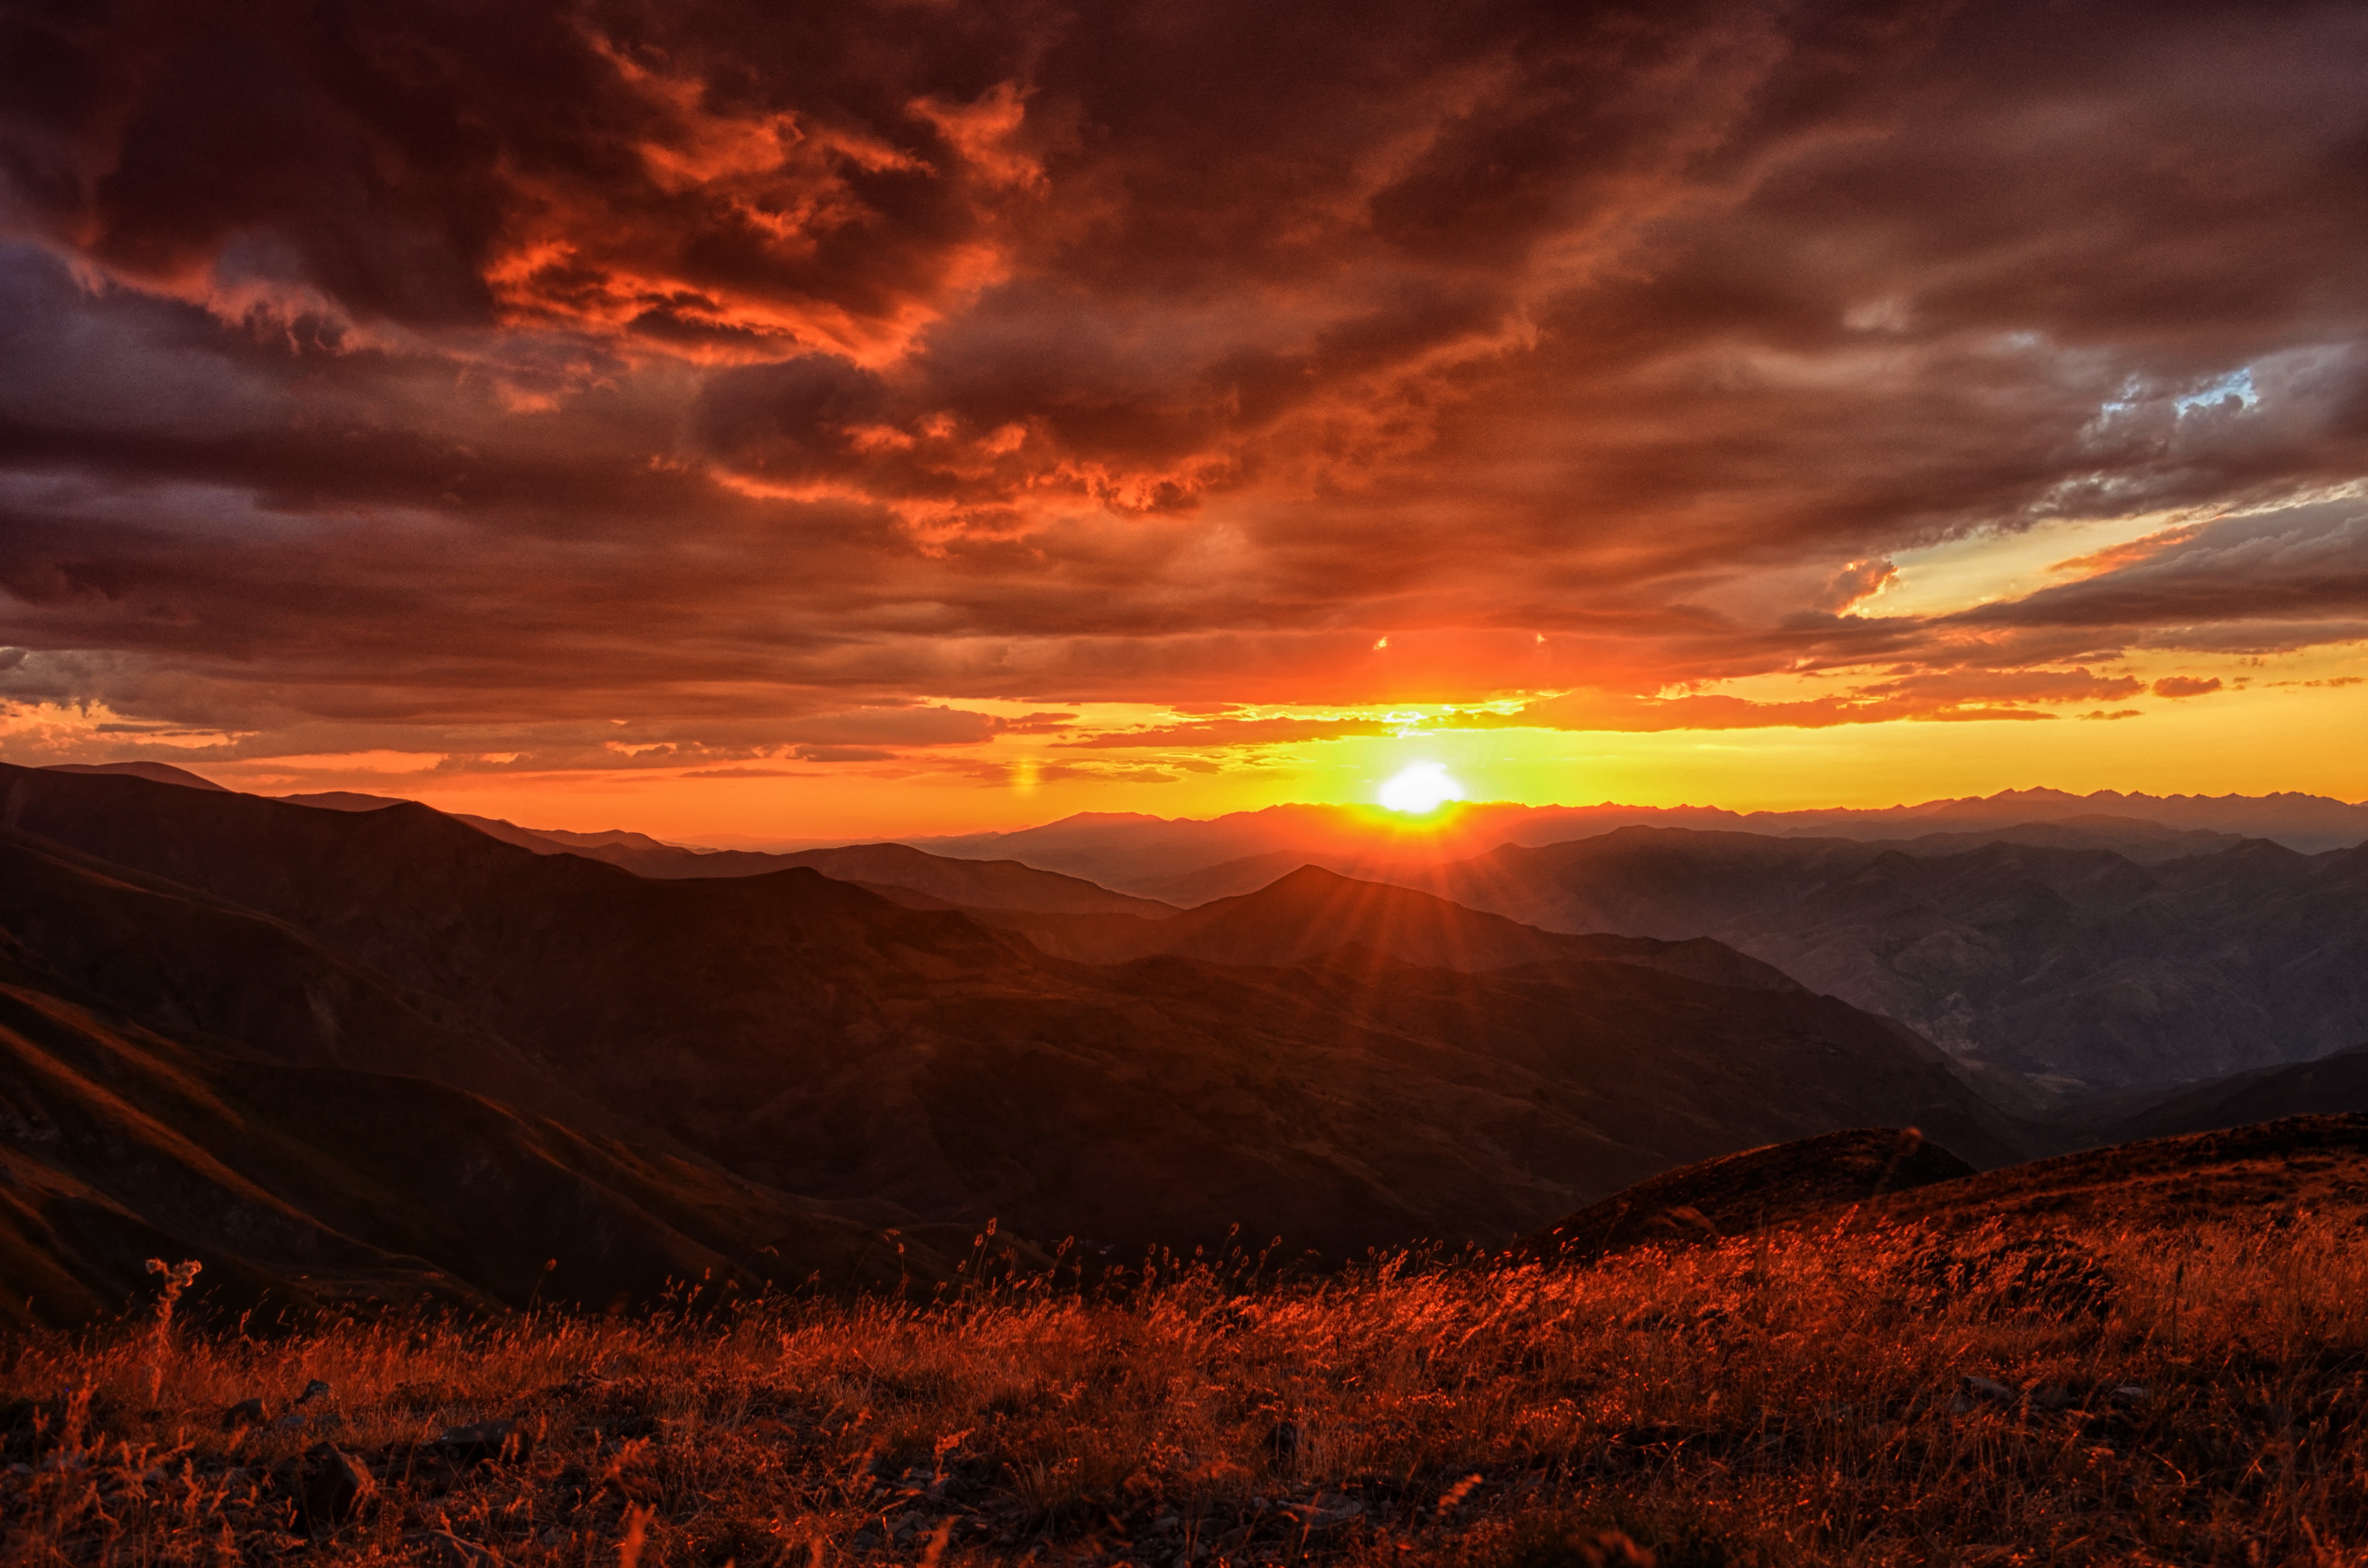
<box><xmin>2031</xmin><ymin>1384</ymin><xmax>2074</xmax><ymax>1411</ymax></box>
<box><xmin>2110</xmin><ymin>1384</ymin><xmax>2150</xmax><ymax>1405</ymax></box>
<box><xmin>294</xmin><ymin>1379</ymin><xmax>332</xmax><ymax>1407</ymax></box>
<box><xmin>1962</xmin><ymin>1376</ymin><xmax>2017</xmax><ymax>1405</ymax></box>
<box><xmin>435</xmin><ymin>1419</ymin><xmax>532</xmax><ymax>1466</ymax></box>
<box><xmin>292</xmin><ymin>1445</ymin><xmax>374</xmax><ymax>1529</ymax></box>
<box><xmin>1283</xmin><ymin>1497</ymin><xmax>1364</xmax><ymax>1531</ymax></box>
<box><xmin>221</xmin><ymin>1398</ymin><xmax>268</xmax><ymax>1432</ymax></box>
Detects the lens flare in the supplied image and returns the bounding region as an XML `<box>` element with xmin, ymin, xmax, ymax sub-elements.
<box><xmin>1378</xmin><ymin>761</ymin><xmax>1465</xmax><ymax>814</ymax></box>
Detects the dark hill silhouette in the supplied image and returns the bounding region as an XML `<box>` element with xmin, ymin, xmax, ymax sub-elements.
<box><xmin>0</xmin><ymin>762</ymin><xmax>2027</xmax><ymax>1320</ymax></box>
<box><xmin>1126</xmin><ymin>817</ymin><xmax>2253</xmax><ymax>907</ymax></box>
<box><xmin>954</xmin><ymin>865</ymin><xmax>1801</xmax><ymax>992</ymax></box>
<box><xmin>271</xmin><ymin>792</ymin><xmax>1182</xmax><ymax>918</ymax></box>
<box><xmin>1529</xmin><ymin>1127</ymin><xmax>1977</xmax><ymax>1262</ymax></box>
<box><xmin>42</xmin><ymin>761</ymin><xmax>229</xmax><ymax>791</ymax></box>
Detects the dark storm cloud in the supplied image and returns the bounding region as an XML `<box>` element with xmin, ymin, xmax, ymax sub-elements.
<box><xmin>1</xmin><ymin>0</ymin><xmax>2366</xmax><ymax>762</ymax></box>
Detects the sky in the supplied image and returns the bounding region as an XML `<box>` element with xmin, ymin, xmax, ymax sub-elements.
<box><xmin>2</xmin><ymin>0</ymin><xmax>2365</xmax><ymax>843</ymax></box>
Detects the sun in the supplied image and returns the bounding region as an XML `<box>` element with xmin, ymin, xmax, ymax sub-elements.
<box><xmin>1378</xmin><ymin>761</ymin><xmax>1466</xmax><ymax>814</ymax></box>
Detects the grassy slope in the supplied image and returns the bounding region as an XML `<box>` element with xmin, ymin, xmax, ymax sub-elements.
<box><xmin>2</xmin><ymin>1118</ymin><xmax>2363</xmax><ymax>1566</ymax></box>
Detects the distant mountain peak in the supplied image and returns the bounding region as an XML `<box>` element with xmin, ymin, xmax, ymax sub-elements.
<box><xmin>42</xmin><ymin>761</ymin><xmax>228</xmax><ymax>791</ymax></box>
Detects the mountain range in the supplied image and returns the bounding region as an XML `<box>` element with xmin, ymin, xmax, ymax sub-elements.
<box><xmin>0</xmin><ymin>763</ymin><xmax>2022</xmax><ymax>1324</ymax></box>
<box><xmin>37</xmin><ymin>766</ymin><xmax>2368</xmax><ymax>1097</ymax></box>
<box><xmin>895</xmin><ymin>788</ymin><xmax>2368</xmax><ymax>891</ymax></box>
<box><xmin>1394</xmin><ymin>827</ymin><xmax>2368</xmax><ymax>1089</ymax></box>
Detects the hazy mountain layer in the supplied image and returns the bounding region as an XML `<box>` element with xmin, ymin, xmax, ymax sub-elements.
<box><xmin>1398</xmin><ymin>828</ymin><xmax>2368</xmax><ymax>1088</ymax></box>
<box><xmin>2078</xmin><ymin>1043</ymin><xmax>2368</xmax><ymax>1142</ymax></box>
<box><xmin>898</xmin><ymin>790</ymin><xmax>2368</xmax><ymax>888</ymax></box>
<box><xmin>908</xmin><ymin>864</ymin><xmax>1801</xmax><ymax>995</ymax></box>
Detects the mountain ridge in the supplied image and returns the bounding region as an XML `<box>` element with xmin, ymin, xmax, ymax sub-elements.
<box><xmin>0</xmin><ymin>763</ymin><xmax>2027</xmax><ymax>1321</ymax></box>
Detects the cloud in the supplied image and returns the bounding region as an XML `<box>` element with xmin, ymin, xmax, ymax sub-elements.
<box><xmin>2151</xmin><ymin>675</ymin><xmax>2224</xmax><ymax>698</ymax></box>
<box><xmin>0</xmin><ymin>0</ymin><xmax>2363</xmax><ymax>772</ymax></box>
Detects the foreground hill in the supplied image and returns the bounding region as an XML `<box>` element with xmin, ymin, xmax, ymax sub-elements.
<box><xmin>1531</xmin><ymin>1114</ymin><xmax>2368</xmax><ymax>1262</ymax></box>
<box><xmin>5</xmin><ymin>1112</ymin><xmax>2359</xmax><ymax>1568</ymax></box>
<box><xmin>1400</xmin><ymin>826</ymin><xmax>2368</xmax><ymax>1088</ymax></box>
<box><xmin>0</xmin><ymin>763</ymin><xmax>2019</xmax><ymax>1321</ymax></box>
<box><xmin>1530</xmin><ymin>1126</ymin><xmax>1977</xmax><ymax>1262</ymax></box>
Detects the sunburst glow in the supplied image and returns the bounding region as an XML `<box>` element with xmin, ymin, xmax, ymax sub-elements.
<box><xmin>1378</xmin><ymin>761</ymin><xmax>1465</xmax><ymax>814</ymax></box>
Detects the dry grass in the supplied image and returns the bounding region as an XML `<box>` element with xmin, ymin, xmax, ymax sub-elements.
<box><xmin>4</xmin><ymin>1210</ymin><xmax>2366</xmax><ymax>1567</ymax></box>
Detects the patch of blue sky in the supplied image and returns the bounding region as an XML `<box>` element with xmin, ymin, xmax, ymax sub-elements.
<box><xmin>2175</xmin><ymin>367</ymin><xmax>2259</xmax><ymax>415</ymax></box>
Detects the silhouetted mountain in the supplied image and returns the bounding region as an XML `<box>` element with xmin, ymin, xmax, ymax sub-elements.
<box><xmin>947</xmin><ymin>866</ymin><xmax>1800</xmax><ymax>994</ymax></box>
<box><xmin>1888</xmin><ymin>816</ymin><xmax>2245</xmax><ymax>862</ymax></box>
<box><xmin>275</xmin><ymin>794</ymin><xmax>1180</xmax><ymax>918</ymax></box>
<box><xmin>1401</xmin><ymin>828</ymin><xmax>2368</xmax><ymax>1089</ymax></box>
<box><xmin>0</xmin><ymin>763</ymin><xmax>2024</xmax><ymax>1321</ymax></box>
<box><xmin>1778</xmin><ymin>789</ymin><xmax>2368</xmax><ymax>853</ymax></box>
<box><xmin>1115</xmin><ymin>817</ymin><xmax>2249</xmax><ymax>906</ymax></box>
<box><xmin>42</xmin><ymin>761</ymin><xmax>229</xmax><ymax>791</ymax></box>
<box><xmin>0</xmin><ymin>832</ymin><xmax>968</xmax><ymax>1326</ymax></box>
<box><xmin>278</xmin><ymin>791</ymin><xmax>416</xmax><ymax>811</ymax></box>
<box><xmin>896</xmin><ymin>789</ymin><xmax>2368</xmax><ymax>888</ymax></box>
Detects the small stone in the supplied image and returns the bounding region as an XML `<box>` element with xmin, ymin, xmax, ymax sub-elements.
<box><xmin>1284</xmin><ymin>1499</ymin><xmax>1364</xmax><ymax>1531</ymax></box>
<box><xmin>222</xmin><ymin>1398</ymin><xmax>268</xmax><ymax>1431</ymax></box>
<box><xmin>1962</xmin><ymin>1376</ymin><xmax>2016</xmax><ymax>1404</ymax></box>
<box><xmin>2110</xmin><ymin>1384</ymin><xmax>2150</xmax><ymax>1404</ymax></box>
<box><xmin>435</xmin><ymin>1419</ymin><xmax>532</xmax><ymax>1466</ymax></box>
<box><xmin>293</xmin><ymin>1379</ymin><xmax>332</xmax><ymax>1407</ymax></box>
<box><xmin>294</xmin><ymin>1445</ymin><xmax>374</xmax><ymax>1529</ymax></box>
<box><xmin>2031</xmin><ymin>1384</ymin><xmax>2074</xmax><ymax>1411</ymax></box>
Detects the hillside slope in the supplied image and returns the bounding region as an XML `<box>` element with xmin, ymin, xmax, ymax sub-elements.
<box><xmin>1401</xmin><ymin>827</ymin><xmax>2368</xmax><ymax>1087</ymax></box>
<box><xmin>0</xmin><ymin>764</ymin><xmax>2026</xmax><ymax>1317</ymax></box>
